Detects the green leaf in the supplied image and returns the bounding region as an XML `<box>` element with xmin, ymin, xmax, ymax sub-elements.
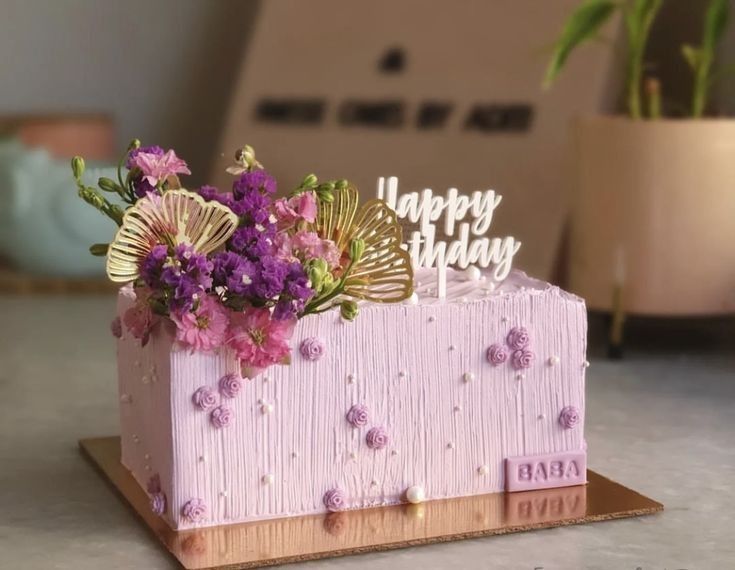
<box><xmin>89</xmin><ymin>243</ymin><xmax>109</xmax><ymax>256</ymax></box>
<box><xmin>681</xmin><ymin>44</ymin><xmax>702</xmax><ymax>71</ymax></box>
<box><xmin>703</xmin><ymin>0</ymin><xmax>729</xmax><ymax>54</ymax></box>
<box><xmin>543</xmin><ymin>0</ymin><xmax>617</xmax><ymax>87</ymax></box>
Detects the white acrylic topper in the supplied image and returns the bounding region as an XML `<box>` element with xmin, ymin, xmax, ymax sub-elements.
<box><xmin>377</xmin><ymin>176</ymin><xmax>521</xmax><ymax>298</ymax></box>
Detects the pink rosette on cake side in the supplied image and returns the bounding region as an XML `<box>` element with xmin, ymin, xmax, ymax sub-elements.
<box><xmin>366</xmin><ymin>426</ymin><xmax>389</xmax><ymax>450</ymax></box>
<box><xmin>506</xmin><ymin>327</ymin><xmax>531</xmax><ymax>350</ymax></box>
<box><xmin>182</xmin><ymin>498</ymin><xmax>207</xmax><ymax>523</ymax></box>
<box><xmin>299</xmin><ymin>337</ymin><xmax>325</xmax><ymax>361</ymax></box>
<box><xmin>559</xmin><ymin>406</ymin><xmax>581</xmax><ymax>429</ymax></box>
<box><xmin>218</xmin><ymin>373</ymin><xmax>242</xmax><ymax>399</ymax></box>
<box><xmin>346</xmin><ymin>404</ymin><xmax>369</xmax><ymax>428</ymax></box>
<box><xmin>323</xmin><ymin>488</ymin><xmax>347</xmax><ymax>512</ymax></box>
<box><xmin>486</xmin><ymin>343</ymin><xmax>508</xmax><ymax>366</ymax></box>
<box><xmin>511</xmin><ymin>348</ymin><xmax>534</xmax><ymax>370</ymax></box>
<box><xmin>150</xmin><ymin>492</ymin><xmax>167</xmax><ymax>515</ymax></box>
<box><xmin>210</xmin><ymin>405</ymin><xmax>233</xmax><ymax>428</ymax></box>
<box><xmin>192</xmin><ymin>386</ymin><xmax>217</xmax><ymax>411</ymax></box>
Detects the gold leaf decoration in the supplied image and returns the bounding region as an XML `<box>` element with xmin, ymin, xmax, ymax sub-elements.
<box><xmin>106</xmin><ymin>189</ymin><xmax>238</xmax><ymax>283</ymax></box>
<box><xmin>313</xmin><ymin>187</ymin><xmax>414</xmax><ymax>303</ymax></box>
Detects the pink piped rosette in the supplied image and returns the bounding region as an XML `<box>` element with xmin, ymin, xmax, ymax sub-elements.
<box><xmin>486</xmin><ymin>326</ymin><xmax>535</xmax><ymax>371</ymax></box>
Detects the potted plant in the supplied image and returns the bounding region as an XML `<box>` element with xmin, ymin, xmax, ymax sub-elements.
<box><xmin>545</xmin><ymin>0</ymin><xmax>735</xmax><ymax>356</ymax></box>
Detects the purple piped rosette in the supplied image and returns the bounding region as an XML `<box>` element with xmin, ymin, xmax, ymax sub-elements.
<box><xmin>487</xmin><ymin>326</ymin><xmax>535</xmax><ymax>372</ymax></box>
<box><xmin>323</xmin><ymin>488</ymin><xmax>346</xmax><ymax>512</ymax></box>
<box><xmin>182</xmin><ymin>498</ymin><xmax>207</xmax><ymax>523</ymax></box>
<box><xmin>218</xmin><ymin>373</ymin><xmax>242</xmax><ymax>399</ymax></box>
<box><xmin>511</xmin><ymin>349</ymin><xmax>534</xmax><ymax>370</ymax></box>
<box><xmin>192</xmin><ymin>386</ymin><xmax>217</xmax><ymax>411</ymax></box>
<box><xmin>210</xmin><ymin>405</ymin><xmax>233</xmax><ymax>428</ymax></box>
<box><xmin>559</xmin><ymin>406</ymin><xmax>581</xmax><ymax>429</ymax></box>
<box><xmin>346</xmin><ymin>404</ymin><xmax>369</xmax><ymax>428</ymax></box>
<box><xmin>150</xmin><ymin>492</ymin><xmax>167</xmax><ymax>515</ymax></box>
<box><xmin>299</xmin><ymin>337</ymin><xmax>325</xmax><ymax>361</ymax></box>
<box><xmin>486</xmin><ymin>343</ymin><xmax>508</xmax><ymax>366</ymax></box>
<box><xmin>506</xmin><ymin>327</ymin><xmax>530</xmax><ymax>350</ymax></box>
<box><xmin>366</xmin><ymin>426</ymin><xmax>389</xmax><ymax>450</ymax></box>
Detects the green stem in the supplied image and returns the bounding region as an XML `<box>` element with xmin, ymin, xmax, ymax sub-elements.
<box><xmin>302</xmin><ymin>258</ymin><xmax>357</xmax><ymax>316</ymax></box>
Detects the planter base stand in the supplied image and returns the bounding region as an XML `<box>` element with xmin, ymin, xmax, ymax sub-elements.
<box><xmin>80</xmin><ymin>437</ymin><xmax>662</xmax><ymax>569</ymax></box>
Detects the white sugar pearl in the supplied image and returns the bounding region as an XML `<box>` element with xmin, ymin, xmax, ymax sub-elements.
<box><xmin>144</xmin><ymin>465</ymin><xmax>151</xmax><ymax>471</ymax></box>
<box><xmin>453</xmin><ymin>405</ymin><xmax>462</xmax><ymax>412</ymax></box>
<box><xmin>144</xmin><ymin>453</ymin><xmax>151</xmax><ymax>460</ymax></box>
<box><xmin>120</xmin><ymin>394</ymin><xmax>132</xmax><ymax>404</ymax></box>
<box><xmin>291</xmin><ymin>451</ymin><xmax>298</xmax><ymax>459</ymax></box>
<box><xmin>538</xmin><ymin>414</ymin><xmax>546</xmax><ymax>420</ymax></box>
<box><xmin>141</xmin><ymin>375</ymin><xmax>149</xmax><ymax>384</ymax></box>
<box><xmin>449</xmin><ymin>345</ymin><xmax>456</xmax><ymax>351</ymax></box>
<box><xmin>347</xmin><ymin>374</ymin><xmax>356</xmax><ymax>384</ymax></box>
<box><xmin>398</xmin><ymin>370</ymin><xmax>406</xmax><ymax>377</ymax></box>
<box><xmin>199</xmin><ymin>455</ymin><xmax>206</xmax><ymax>463</ymax></box>
<box><xmin>371</xmin><ymin>479</ymin><xmax>379</xmax><ymax>487</ymax></box>
<box><xmin>478</xmin><ymin>465</ymin><xmax>490</xmax><ymax>476</ymax></box>
<box><xmin>405</xmin><ymin>292</ymin><xmax>419</xmax><ymax>305</ymax></box>
<box><xmin>261</xmin><ymin>403</ymin><xmax>274</xmax><ymax>414</ymax></box>
<box><xmin>447</xmin><ymin>442</ymin><xmax>455</xmax><ymax>450</ymax></box>
<box><xmin>220</xmin><ymin>490</ymin><xmax>228</xmax><ymax>497</ymax></box>
<box><xmin>349</xmin><ymin>452</ymin><xmax>357</xmax><ymax>460</ymax></box>
<box><xmin>262</xmin><ymin>473</ymin><xmax>274</xmax><ymax>485</ymax></box>
<box><xmin>463</xmin><ymin>372</ymin><xmax>475</xmax><ymax>383</ymax></box>
<box><xmin>548</xmin><ymin>356</ymin><xmax>560</xmax><ymax>366</ymax></box>
<box><xmin>428</xmin><ymin>316</ymin><xmax>436</xmax><ymax>323</ymax></box>
<box><xmin>583</xmin><ymin>360</ymin><xmax>591</xmax><ymax>368</ymax></box>
<box><xmin>516</xmin><ymin>373</ymin><xmax>525</xmax><ymax>380</ymax></box>
<box><xmin>464</xmin><ymin>265</ymin><xmax>482</xmax><ymax>281</ymax></box>
<box><xmin>406</xmin><ymin>485</ymin><xmax>426</xmax><ymax>504</ymax></box>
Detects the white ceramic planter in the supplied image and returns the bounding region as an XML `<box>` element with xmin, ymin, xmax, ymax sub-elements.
<box><xmin>571</xmin><ymin>116</ymin><xmax>735</xmax><ymax>316</ymax></box>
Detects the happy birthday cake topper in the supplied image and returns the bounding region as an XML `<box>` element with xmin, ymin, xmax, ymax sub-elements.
<box><xmin>377</xmin><ymin>176</ymin><xmax>521</xmax><ymax>298</ymax></box>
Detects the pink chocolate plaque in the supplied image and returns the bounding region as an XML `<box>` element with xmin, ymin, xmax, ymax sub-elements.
<box><xmin>505</xmin><ymin>451</ymin><xmax>587</xmax><ymax>492</ymax></box>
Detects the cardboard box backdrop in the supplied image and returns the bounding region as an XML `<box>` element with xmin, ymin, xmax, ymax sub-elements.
<box><xmin>213</xmin><ymin>0</ymin><xmax>618</xmax><ymax>280</ymax></box>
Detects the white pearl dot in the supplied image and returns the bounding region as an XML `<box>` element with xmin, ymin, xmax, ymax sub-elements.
<box><xmin>548</xmin><ymin>356</ymin><xmax>560</xmax><ymax>366</ymax></box>
<box><xmin>141</xmin><ymin>375</ymin><xmax>149</xmax><ymax>384</ymax></box>
<box><xmin>144</xmin><ymin>453</ymin><xmax>151</xmax><ymax>460</ymax></box>
<box><xmin>199</xmin><ymin>455</ymin><xmax>206</xmax><ymax>463</ymax></box>
<box><xmin>347</xmin><ymin>374</ymin><xmax>355</xmax><ymax>384</ymax></box>
<box><xmin>261</xmin><ymin>403</ymin><xmax>274</xmax><ymax>414</ymax></box>
<box><xmin>144</xmin><ymin>465</ymin><xmax>151</xmax><ymax>471</ymax></box>
<box><xmin>405</xmin><ymin>292</ymin><xmax>419</xmax><ymax>305</ymax></box>
<box><xmin>538</xmin><ymin>414</ymin><xmax>546</xmax><ymax>420</ymax></box>
<box><xmin>398</xmin><ymin>370</ymin><xmax>406</xmax><ymax>377</ymax></box>
<box><xmin>262</xmin><ymin>473</ymin><xmax>274</xmax><ymax>485</ymax></box>
<box><xmin>428</xmin><ymin>316</ymin><xmax>436</xmax><ymax>323</ymax></box>
<box><xmin>516</xmin><ymin>373</ymin><xmax>525</xmax><ymax>380</ymax></box>
<box><xmin>406</xmin><ymin>485</ymin><xmax>425</xmax><ymax>504</ymax></box>
<box><xmin>391</xmin><ymin>450</ymin><xmax>399</xmax><ymax>456</ymax></box>
<box><xmin>478</xmin><ymin>465</ymin><xmax>490</xmax><ymax>476</ymax></box>
<box><xmin>263</xmin><ymin>375</ymin><xmax>270</xmax><ymax>383</ymax></box>
<box><xmin>463</xmin><ymin>372</ymin><xmax>475</xmax><ymax>383</ymax></box>
<box><xmin>371</xmin><ymin>479</ymin><xmax>379</xmax><ymax>487</ymax></box>
<box><xmin>291</xmin><ymin>451</ymin><xmax>298</xmax><ymax>459</ymax></box>
<box><xmin>134</xmin><ymin>360</ymin><xmax>141</xmax><ymax>367</ymax></box>
<box><xmin>447</xmin><ymin>442</ymin><xmax>455</xmax><ymax>450</ymax></box>
<box><xmin>464</xmin><ymin>265</ymin><xmax>482</xmax><ymax>281</ymax></box>
<box><xmin>583</xmin><ymin>360</ymin><xmax>591</xmax><ymax>368</ymax></box>
<box><xmin>120</xmin><ymin>394</ymin><xmax>132</xmax><ymax>404</ymax></box>
<box><xmin>454</xmin><ymin>405</ymin><xmax>462</xmax><ymax>412</ymax></box>
<box><xmin>449</xmin><ymin>345</ymin><xmax>456</xmax><ymax>351</ymax></box>
<box><xmin>220</xmin><ymin>490</ymin><xmax>228</xmax><ymax>497</ymax></box>
<box><xmin>349</xmin><ymin>452</ymin><xmax>357</xmax><ymax>460</ymax></box>
<box><xmin>501</xmin><ymin>317</ymin><xmax>508</xmax><ymax>323</ymax></box>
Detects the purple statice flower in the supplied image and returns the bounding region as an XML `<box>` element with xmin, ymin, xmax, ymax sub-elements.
<box><xmin>228</xmin><ymin>225</ymin><xmax>275</xmax><ymax>260</ymax></box>
<box><xmin>229</xmin><ymin>189</ymin><xmax>272</xmax><ymax>224</ymax></box>
<box><xmin>272</xmin><ymin>262</ymin><xmax>314</xmax><ymax>320</ymax></box>
<box><xmin>140</xmin><ymin>244</ymin><xmax>169</xmax><ymax>288</ymax></box>
<box><xmin>198</xmin><ymin>185</ymin><xmax>235</xmax><ymax>209</ymax></box>
<box><xmin>250</xmin><ymin>257</ymin><xmax>288</xmax><ymax>300</ymax></box>
<box><xmin>232</xmin><ymin>170</ymin><xmax>277</xmax><ymax>198</ymax></box>
<box><xmin>211</xmin><ymin>251</ymin><xmax>257</xmax><ymax>296</ymax></box>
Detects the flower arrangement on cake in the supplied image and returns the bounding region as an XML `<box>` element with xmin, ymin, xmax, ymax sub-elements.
<box><xmin>71</xmin><ymin>141</ymin><xmax>413</xmax><ymax>377</ymax></box>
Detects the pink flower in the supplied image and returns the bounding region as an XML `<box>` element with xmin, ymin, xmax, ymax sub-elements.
<box><xmin>226</xmin><ymin>308</ymin><xmax>296</xmax><ymax>375</ymax></box>
<box><xmin>323</xmin><ymin>488</ymin><xmax>347</xmax><ymax>512</ymax></box>
<box><xmin>123</xmin><ymin>289</ymin><xmax>156</xmax><ymax>345</ymax></box>
<box><xmin>131</xmin><ymin>149</ymin><xmax>191</xmax><ymax>187</ymax></box>
<box><xmin>291</xmin><ymin>231</ymin><xmax>341</xmax><ymax>269</ymax></box>
<box><xmin>182</xmin><ymin>498</ymin><xmax>207</xmax><ymax>524</ymax></box>
<box><xmin>274</xmin><ymin>191</ymin><xmax>317</xmax><ymax>227</ymax></box>
<box><xmin>170</xmin><ymin>295</ymin><xmax>228</xmax><ymax>352</ymax></box>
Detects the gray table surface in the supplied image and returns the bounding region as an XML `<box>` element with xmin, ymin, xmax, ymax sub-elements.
<box><xmin>1</xmin><ymin>294</ymin><xmax>733</xmax><ymax>569</ymax></box>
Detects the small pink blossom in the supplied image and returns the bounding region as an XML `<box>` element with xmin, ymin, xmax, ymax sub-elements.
<box><xmin>123</xmin><ymin>289</ymin><xmax>156</xmax><ymax>345</ymax></box>
<box><xmin>291</xmin><ymin>231</ymin><xmax>341</xmax><ymax>268</ymax></box>
<box><xmin>131</xmin><ymin>149</ymin><xmax>191</xmax><ymax>187</ymax></box>
<box><xmin>274</xmin><ymin>191</ymin><xmax>317</xmax><ymax>226</ymax></box>
<box><xmin>227</xmin><ymin>307</ymin><xmax>296</xmax><ymax>375</ymax></box>
<box><xmin>170</xmin><ymin>295</ymin><xmax>229</xmax><ymax>352</ymax></box>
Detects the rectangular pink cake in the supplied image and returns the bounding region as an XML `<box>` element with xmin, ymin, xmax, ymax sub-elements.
<box><xmin>117</xmin><ymin>267</ymin><xmax>588</xmax><ymax>530</ymax></box>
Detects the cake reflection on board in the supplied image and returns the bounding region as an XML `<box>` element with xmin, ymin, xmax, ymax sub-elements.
<box><xmin>80</xmin><ymin>437</ymin><xmax>663</xmax><ymax>570</ymax></box>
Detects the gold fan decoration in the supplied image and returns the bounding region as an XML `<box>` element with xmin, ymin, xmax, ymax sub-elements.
<box><xmin>310</xmin><ymin>186</ymin><xmax>414</xmax><ymax>303</ymax></box>
<box><xmin>106</xmin><ymin>189</ymin><xmax>238</xmax><ymax>283</ymax></box>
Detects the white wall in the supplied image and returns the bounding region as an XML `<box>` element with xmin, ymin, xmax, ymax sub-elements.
<box><xmin>0</xmin><ymin>0</ymin><xmax>258</xmax><ymax>183</ymax></box>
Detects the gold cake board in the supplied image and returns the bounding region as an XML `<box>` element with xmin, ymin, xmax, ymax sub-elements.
<box><xmin>80</xmin><ymin>437</ymin><xmax>663</xmax><ymax>570</ymax></box>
